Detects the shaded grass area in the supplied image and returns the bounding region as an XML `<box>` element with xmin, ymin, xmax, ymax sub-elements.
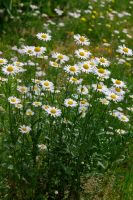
<box><xmin>81</xmin><ymin>139</ymin><xmax>133</xmax><ymax>200</ymax></box>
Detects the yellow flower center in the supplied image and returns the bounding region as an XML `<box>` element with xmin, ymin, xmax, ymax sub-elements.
<box><xmin>50</xmin><ymin>109</ymin><xmax>57</xmax><ymax>114</ymax></box>
<box><xmin>20</xmin><ymin>87</ymin><xmax>26</xmax><ymax>92</ymax></box>
<box><xmin>79</xmin><ymin>52</ymin><xmax>85</xmax><ymax>56</ymax></box>
<box><xmin>83</xmin><ymin>64</ymin><xmax>89</xmax><ymax>69</ymax></box>
<box><xmin>81</xmin><ymin>88</ymin><xmax>85</xmax><ymax>92</ymax></box>
<box><xmin>35</xmin><ymin>102</ymin><xmax>40</xmax><ymax>105</ymax></box>
<box><xmin>68</xmin><ymin>100</ymin><xmax>73</xmax><ymax>105</ymax></box>
<box><xmin>35</xmin><ymin>80</ymin><xmax>41</xmax><ymax>84</ymax></box>
<box><xmin>33</xmin><ymin>85</ymin><xmax>38</xmax><ymax>91</ymax></box>
<box><xmin>27</xmin><ymin>50</ymin><xmax>33</xmax><ymax>54</ymax></box>
<box><xmin>53</xmin><ymin>62</ymin><xmax>58</xmax><ymax>67</ymax></box>
<box><xmin>115</xmin><ymin>80</ymin><xmax>121</xmax><ymax>85</ymax></box>
<box><xmin>90</xmin><ymin>62</ymin><xmax>94</xmax><ymax>66</ymax></box>
<box><xmin>115</xmin><ymin>87</ymin><xmax>121</xmax><ymax>92</ymax></box>
<box><xmin>110</xmin><ymin>94</ymin><xmax>117</xmax><ymax>99</ymax></box>
<box><xmin>7</xmin><ymin>66</ymin><xmax>14</xmax><ymax>72</ymax></box>
<box><xmin>121</xmin><ymin>116</ymin><xmax>126</xmax><ymax>121</ymax></box>
<box><xmin>34</xmin><ymin>47</ymin><xmax>41</xmax><ymax>52</ymax></box>
<box><xmin>27</xmin><ymin>111</ymin><xmax>32</xmax><ymax>115</ymax></box>
<box><xmin>79</xmin><ymin>37</ymin><xmax>85</xmax><ymax>42</ymax></box>
<box><xmin>41</xmin><ymin>34</ymin><xmax>47</xmax><ymax>39</ymax></box>
<box><xmin>71</xmin><ymin>77</ymin><xmax>77</xmax><ymax>82</ymax></box>
<box><xmin>80</xmin><ymin>100</ymin><xmax>86</xmax><ymax>104</ymax></box>
<box><xmin>69</xmin><ymin>66</ymin><xmax>76</xmax><ymax>72</ymax></box>
<box><xmin>43</xmin><ymin>82</ymin><xmax>50</xmax><ymax>86</ymax></box>
<box><xmin>57</xmin><ymin>55</ymin><xmax>63</xmax><ymax>59</ymax></box>
<box><xmin>97</xmin><ymin>85</ymin><xmax>102</xmax><ymax>89</ymax></box>
<box><xmin>16</xmin><ymin>62</ymin><xmax>21</xmax><ymax>66</ymax></box>
<box><xmin>123</xmin><ymin>47</ymin><xmax>128</xmax><ymax>53</ymax></box>
<box><xmin>0</xmin><ymin>60</ymin><xmax>4</xmax><ymax>64</ymax></box>
<box><xmin>98</xmin><ymin>68</ymin><xmax>105</xmax><ymax>74</ymax></box>
<box><xmin>22</xmin><ymin>127</ymin><xmax>27</xmax><ymax>131</ymax></box>
<box><xmin>11</xmin><ymin>98</ymin><xmax>16</xmax><ymax>102</ymax></box>
<box><xmin>100</xmin><ymin>58</ymin><xmax>105</xmax><ymax>63</ymax></box>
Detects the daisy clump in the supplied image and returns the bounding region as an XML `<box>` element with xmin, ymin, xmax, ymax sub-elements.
<box><xmin>1</xmin><ymin>26</ymin><xmax>132</xmax><ymax>200</ymax></box>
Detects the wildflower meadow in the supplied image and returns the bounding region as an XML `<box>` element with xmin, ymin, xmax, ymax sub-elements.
<box><xmin>0</xmin><ymin>0</ymin><xmax>133</xmax><ymax>199</ymax></box>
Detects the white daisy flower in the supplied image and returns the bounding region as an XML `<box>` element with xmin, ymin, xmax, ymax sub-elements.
<box><xmin>74</xmin><ymin>34</ymin><xmax>90</xmax><ymax>46</ymax></box>
<box><xmin>33</xmin><ymin>46</ymin><xmax>46</xmax><ymax>56</ymax></box>
<box><xmin>116</xmin><ymin>129</ymin><xmax>127</xmax><ymax>135</ymax></box>
<box><xmin>32</xmin><ymin>101</ymin><xmax>42</xmax><ymax>107</ymax></box>
<box><xmin>30</xmin><ymin>4</ymin><xmax>38</xmax><ymax>10</ymax></box>
<box><xmin>111</xmin><ymin>78</ymin><xmax>126</xmax><ymax>88</ymax></box>
<box><xmin>111</xmin><ymin>87</ymin><xmax>125</xmax><ymax>96</ymax></box>
<box><xmin>46</xmin><ymin>106</ymin><xmax>62</xmax><ymax>117</ymax></box>
<box><xmin>14</xmin><ymin>61</ymin><xmax>24</xmax><ymax>67</ymax></box>
<box><xmin>127</xmin><ymin>107</ymin><xmax>133</xmax><ymax>112</ymax></box>
<box><xmin>23</xmin><ymin>46</ymin><xmax>46</xmax><ymax>56</ymax></box>
<box><xmin>89</xmin><ymin>58</ymin><xmax>99</xmax><ymax>68</ymax></box>
<box><xmin>64</xmin><ymin>98</ymin><xmax>78</xmax><ymax>107</ymax></box>
<box><xmin>75</xmin><ymin>48</ymin><xmax>91</xmax><ymax>60</ymax></box>
<box><xmin>111</xmin><ymin>110</ymin><xmax>122</xmax><ymax>118</ymax></box>
<box><xmin>0</xmin><ymin>58</ymin><xmax>8</xmax><ymax>65</ymax></box>
<box><xmin>80</xmin><ymin>61</ymin><xmax>93</xmax><ymax>73</ymax></box>
<box><xmin>38</xmin><ymin>144</ymin><xmax>47</xmax><ymax>150</ymax></box>
<box><xmin>36</xmin><ymin>71</ymin><xmax>46</xmax><ymax>77</ymax></box>
<box><xmin>52</xmin><ymin>52</ymin><xmax>69</xmax><ymax>63</ymax></box>
<box><xmin>117</xmin><ymin>58</ymin><xmax>126</xmax><ymax>64</ymax></box>
<box><xmin>129</xmin><ymin>95</ymin><xmax>133</xmax><ymax>99</ymax></box>
<box><xmin>15</xmin><ymin>104</ymin><xmax>23</xmax><ymax>109</ymax></box>
<box><xmin>30</xmin><ymin>84</ymin><xmax>41</xmax><ymax>95</ymax></box>
<box><xmin>36</xmin><ymin>33</ymin><xmax>51</xmax><ymax>41</ymax></box>
<box><xmin>79</xmin><ymin>99</ymin><xmax>89</xmax><ymax>107</ymax></box>
<box><xmin>77</xmin><ymin>85</ymin><xmax>89</xmax><ymax>95</ymax></box>
<box><xmin>78</xmin><ymin>106</ymin><xmax>88</xmax><ymax>118</ymax></box>
<box><xmin>49</xmin><ymin>61</ymin><xmax>59</xmax><ymax>68</ymax></box>
<box><xmin>92</xmin><ymin>82</ymin><xmax>108</xmax><ymax>94</ymax></box>
<box><xmin>99</xmin><ymin>98</ymin><xmax>109</xmax><ymax>105</ymax></box>
<box><xmin>17</xmin><ymin>66</ymin><xmax>26</xmax><ymax>73</ymax></box>
<box><xmin>0</xmin><ymin>77</ymin><xmax>8</xmax><ymax>82</ymax></box>
<box><xmin>41</xmin><ymin>80</ymin><xmax>54</xmax><ymax>91</ymax></box>
<box><xmin>58</xmin><ymin>22</ymin><xmax>65</xmax><ymax>27</ymax></box>
<box><xmin>2</xmin><ymin>65</ymin><xmax>18</xmax><ymax>75</ymax></box>
<box><xmin>106</xmin><ymin>92</ymin><xmax>123</xmax><ymax>102</ymax></box>
<box><xmin>64</xmin><ymin>65</ymin><xmax>80</xmax><ymax>75</ymax></box>
<box><xmin>117</xmin><ymin>45</ymin><xmax>132</xmax><ymax>56</ymax></box>
<box><xmin>32</xmin><ymin>79</ymin><xmax>41</xmax><ymax>84</ymax></box>
<box><xmin>118</xmin><ymin>114</ymin><xmax>129</xmax><ymax>122</ymax></box>
<box><xmin>95</xmin><ymin>68</ymin><xmax>111</xmax><ymax>79</ymax></box>
<box><xmin>42</xmin><ymin>105</ymin><xmax>50</xmax><ymax>111</ymax></box>
<box><xmin>69</xmin><ymin>77</ymin><xmax>83</xmax><ymax>84</ymax></box>
<box><xmin>97</xmin><ymin>57</ymin><xmax>110</xmax><ymax>67</ymax></box>
<box><xmin>68</xmin><ymin>12</ymin><xmax>81</xmax><ymax>18</ymax></box>
<box><xmin>54</xmin><ymin>8</ymin><xmax>63</xmax><ymax>16</ymax></box>
<box><xmin>23</xmin><ymin>46</ymin><xmax>35</xmax><ymax>56</ymax></box>
<box><xmin>17</xmin><ymin>86</ymin><xmax>28</xmax><ymax>94</ymax></box>
<box><xmin>19</xmin><ymin>125</ymin><xmax>31</xmax><ymax>134</ymax></box>
<box><xmin>26</xmin><ymin>109</ymin><xmax>34</xmax><ymax>116</ymax></box>
<box><xmin>8</xmin><ymin>96</ymin><xmax>21</xmax><ymax>104</ymax></box>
